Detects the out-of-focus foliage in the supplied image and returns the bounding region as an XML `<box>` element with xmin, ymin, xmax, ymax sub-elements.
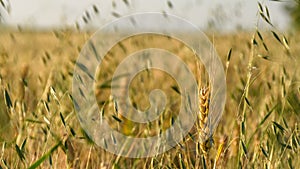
<box><xmin>285</xmin><ymin>0</ymin><xmax>300</xmax><ymax>30</ymax></box>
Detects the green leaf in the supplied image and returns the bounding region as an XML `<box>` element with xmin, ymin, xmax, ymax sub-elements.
<box><xmin>259</xmin><ymin>105</ymin><xmax>276</xmax><ymax>126</ymax></box>
<box><xmin>28</xmin><ymin>141</ymin><xmax>62</xmax><ymax>169</ymax></box>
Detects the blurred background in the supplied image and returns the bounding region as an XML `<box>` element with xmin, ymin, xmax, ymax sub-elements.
<box><xmin>0</xmin><ymin>0</ymin><xmax>298</xmax><ymax>32</ymax></box>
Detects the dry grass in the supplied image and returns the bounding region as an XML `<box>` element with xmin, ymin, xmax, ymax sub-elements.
<box><xmin>0</xmin><ymin>28</ymin><xmax>299</xmax><ymax>169</ymax></box>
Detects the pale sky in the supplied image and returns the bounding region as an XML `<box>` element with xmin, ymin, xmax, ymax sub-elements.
<box><xmin>0</xmin><ymin>0</ymin><xmax>292</xmax><ymax>31</ymax></box>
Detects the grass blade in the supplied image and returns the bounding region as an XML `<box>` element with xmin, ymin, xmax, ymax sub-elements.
<box><xmin>259</xmin><ymin>105</ymin><xmax>276</xmax><ymax>126</ymax></box>
<box><xmin>28</xmin><ymin>141</ymin><xmax>61</xmax><ymax>169</ymax></box>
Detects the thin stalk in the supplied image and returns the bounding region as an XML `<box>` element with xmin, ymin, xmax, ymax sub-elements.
<box><xmin>237</xmin><ymin>33</ymin><xmax>256</xmax><ymax>168</ymax></box>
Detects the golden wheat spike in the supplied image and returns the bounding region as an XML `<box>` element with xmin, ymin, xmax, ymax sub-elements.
<box><xmin>196</xmin><ymin>59</ymin><xmax>213</xmax><ymax>162</ymax></box>
<box><xmin>198</xmin><ymin>86</ymin><xmax>214</xmax><ymax>169</ymax></box>
<box><xmin>198</xmin><ymin>87</ymin><xmax>210</xmax><ymax>129</ymax></box>
<box><xmin>198</xmin><ymin>87</ymin><xmax>209</xmax><ymax>147</ymax></box>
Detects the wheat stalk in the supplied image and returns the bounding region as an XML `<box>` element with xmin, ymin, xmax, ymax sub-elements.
<box><xmin>195</xmin><ymin>59</ymin><xmax>214</xmax><ymax>168</ymax></box>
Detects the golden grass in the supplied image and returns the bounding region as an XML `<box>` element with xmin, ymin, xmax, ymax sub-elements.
<box><xmin>0</xmin><ymin>29</ymin><xmax>299</xmax><ymax>168</ymax></box>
